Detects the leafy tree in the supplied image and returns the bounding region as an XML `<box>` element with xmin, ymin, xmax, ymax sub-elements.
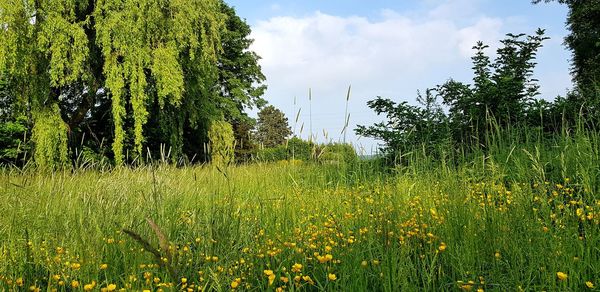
<box><xmin>255</xmin><ymin>105</ymin><xmax>292</xmax><ymax>148</ymax></box>
<box><xmin>205</xmin><ymin>1</ymin><xmax>267</xmax><ymax>163</ymax></box>
<box><xmin>0</xmin><ymin>0</ymin><xmax>225</xmax><ymax>166</ymax></box>
<box><xmin>439</xmin><ymin>30</ymin><xmax>548</xmax><ymax>143</ymax></box>
<box><xmin>533</xmin><ymin>0</ymin><xmax>600</xmax><ymax>124</ymax></box>
<box><xmin>355</xmin><ymin>90</ymin><xmax>449</xmax><ymax>160</ymax></box>
<box><xmin>533</xmin><ymin>1</ymin><xmax>600</xmax><ymax>96</ymax></box>
<box><xmin>357</xmin><ymin>30</ymin><xmax>548</xmax><ymax>160</ymax></box>
<box><xmin>143</xmin><ymin>1</ymin><xmax>267</xmax><ymax>163</ymax></box>
<box><xmin>217</xmin><ymin>1</ymin><xmax>267</xmax><ymax>117</ymax></box>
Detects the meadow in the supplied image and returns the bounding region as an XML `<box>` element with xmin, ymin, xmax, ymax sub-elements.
<box><xmin>0</xmin><ymin>128</ymin><xmax>599</xmax><ymax>291</ymax></box>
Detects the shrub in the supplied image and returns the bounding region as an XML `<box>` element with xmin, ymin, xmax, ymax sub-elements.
<box><xmin>318</xmin><ymin>143</ymin><xmax>357</xmax><ymax>164</ymax></box>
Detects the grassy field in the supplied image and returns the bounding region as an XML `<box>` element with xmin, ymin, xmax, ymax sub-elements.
<box><xmin>1</xmin><ymin>130</ymin><xmax>599</xmax><ymax>291</ymax></box>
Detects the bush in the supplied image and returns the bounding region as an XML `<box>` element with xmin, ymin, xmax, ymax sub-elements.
<box><xmin>256</xmin><ymin>137</ymin><xmax>357</xmax><ymax>165</ymax></box>
<box><xmin>318</xmin><ymin>143</ymin><xmax>357</xmax><ymax>164</ymax></box>
<box><xmin>256</xmin><ymin>145</ymin><xmax>287</xmax><ymax>162</ymax></box>
<box><xmin>286</xmin><ymin>137</ymin><xmax>315</xmax><ymax>161</ymax></box>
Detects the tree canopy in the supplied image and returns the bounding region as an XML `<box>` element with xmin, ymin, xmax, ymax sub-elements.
<box><xmin>533</xmin><ymin>0</ymin><xmax>600</xmax><ymax>104</ymax></box>
<box><xmin>0</xmin><ymin>0</ymin><xmax>266</xmax><ymax>167</ymax></box>
<box><xmin>255</xmin><ymin>105</ymin><xmax>292</xmax><ymax>148</ymax></box>
<box><xmin>357</xmin><ymin>30</ymin><xmax>550</xmax><ymax>160</ymax></box>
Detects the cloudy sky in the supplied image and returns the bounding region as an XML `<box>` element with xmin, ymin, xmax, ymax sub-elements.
<box><xmin>226</xmin><ymin>0</ymin><xmax>572</xmax><ymax>154</ymax></box>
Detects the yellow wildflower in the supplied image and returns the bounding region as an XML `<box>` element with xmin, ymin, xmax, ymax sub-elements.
<box><xmin>317</xmin><ymin>254</ymin><xmax>333</xmax><ymax>263</ymax></box>
<box><xmin>328</xmin><ymin>273</ymin><xmax>337</xmax><ymax>281</ymax></box>
<box><xmin>438</xmin><ymin>242</ymin><xmax>447</xmax><ymax>252</ymax></box>
<box><xmin>585</xmin><ymin>281</ymin><xmax>595</xmax><ymax>289</ymax></box>
<box><xmin>556</xmin><ymin>272</ymin><xmax>568</xmax><ymax>281</ymax></box>
<box><xmin>231</xmin><ymin>278</ymin><xmax>241</xmax><ymax>289</ymax></box>
<box><xmin>83</xmin><ymin>281</ymin><xmax>96</xmax><ymax>291</ymax></box>
<box><xmin>71</xmin><ymin>280</ymin><xmax>80</xmax><ymax>288</ymax></box>
<box><xmin>16</xmin><ymin>278</ymin><xmax>24</xmax><ymax>287</ymax></box>
<box><xmin>302</xmin><ymin>275</ymin><xmax>314</xmax><ymax>285</ymax></box>
<box><xmin>264</xmin><ymin>270</ymin><xmax>275</xmax><ymax>285</ymax></box>
<box><xmin>291</xmin><ymin>263</ymin><xmax>303</xmax><ymax>273</ymax></box>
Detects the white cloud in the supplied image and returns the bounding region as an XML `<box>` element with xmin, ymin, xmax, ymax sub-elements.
<box><xmin>248</xmin><ymin>2</ymin><xmax>568</xmax><ymax>153</ymax></box>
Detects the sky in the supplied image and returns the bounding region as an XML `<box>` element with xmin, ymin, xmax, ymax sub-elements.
<box><xmin>226</xmin><ymin>0</ymin><xmax>572</xmax><ymax>155</ymax></box>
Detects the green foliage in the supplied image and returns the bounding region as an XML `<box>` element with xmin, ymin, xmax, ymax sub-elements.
<box><xmin>256</xmin><ymin>137</ymin><xmax>314</xmax><ymax>162</ymax></box>
<box><xmin>0</xmin><ymin>0</ymin><xmax>229</xmax><ymax>166</ymax></box>
<box><xmin>357</xmin><ymin>30</ymin><xmax>549</xmax><ymax>160</ymax></box>
<box><xmin>256</xmin><ymin>144</ymin><xmax>289</xmax><ymax>162</ymax></box>
<box><xmin>32</xmin><ymin>105</ymin><xmax>69</xmax><ymax>169</ymax></box>
<box><xmin>356</xmin><ymin>90</ymin><xmax>450</xmax><ymax>161</ymax></box>
<box><xmin>533</xmin><ymin>0</ymin><xmax>600</xmax><ymax>124</ymax></box>
<box><xmin>256</xmin><ymin>137</ymin><xmax>358</xmax><ymax>165</ymax></box>
<box><xmin>76</xmin><ymin>146</ymin><xmax>111</xmax><ymax>169</ymax></box>
<box><xmin>534</xmin><ymin>0</ymin><xmax>600</xmax><ymax>96</ymax></box>
<box><xmin>231</xmin><ymin>116</ymin><xmax>258</xmax><ymax>163</ymax></box>
<box><xmin>217</xmin><ymin>1</ymin><xmax>267</xmax><ymax>117</ymax></box>
<box><xmin>319</xmin><ymin>143</ymin><xmax>358</xmax><ymax>164</ymax></box>
<box><xmin>0</xmin><ymin>72</ymin><xmax>31</xmax><ymax>166</ymax></box>
<box><xmin>208</xmin><ymin>120</ymin><xmax>235</xmax><ymax>168</ymax></box>
<box><xmin>440</xmin><ymin>30</ymin><xmax>549</xmax><ymax>141</ymax></box>
<box><xmin>0</xmin><ymin>116</ymin><xmax>30</xmax><ymax>165</ymax></box>
<box><xmin>1</xmin><ymin>126</ymin><xmax>599</xmax><ymax>290</ymax></box>
<box><xmin>287</xmin><ymin>136</ymin><xmax>315</xmax><ymax>161</ymax></box>
<box><xmin>94</xmin><ymin>0</ymin><xmax>225</xmax><ymax>163</ymax></box>
<box><xmin>255</xmin><ymin>105</ymin><xmax>292</xmax><ymax>148</ymax></box>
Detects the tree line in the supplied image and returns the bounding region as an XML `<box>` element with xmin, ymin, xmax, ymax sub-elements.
<box><xmin>2</xmin><ymin>1</ymin><xmax>597</xmax><ymax>168</ymax></box>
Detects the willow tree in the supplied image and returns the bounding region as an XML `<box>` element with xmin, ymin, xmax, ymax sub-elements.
<box><xmin>0</xmin><ymin>0</ymin><xmax>225</xmax><ymax>166</ymax></box>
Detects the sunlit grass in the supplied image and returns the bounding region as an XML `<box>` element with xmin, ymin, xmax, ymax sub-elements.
<box><xmin>0</xmin><ymin>135</ymin><xmax>599</xmax><ymax>291</ymax></box>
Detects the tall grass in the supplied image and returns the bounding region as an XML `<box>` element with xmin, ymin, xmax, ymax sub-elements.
<box><xmin>0</xmin><ymin>121</ymin><xmax>599</xmax><ymax>291</ymax></box>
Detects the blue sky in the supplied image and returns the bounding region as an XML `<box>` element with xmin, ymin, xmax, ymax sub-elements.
<box><xmin>226</xmin><ymin>0</ymin><xmax>572</xmax><ymax>154</ymax></box>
